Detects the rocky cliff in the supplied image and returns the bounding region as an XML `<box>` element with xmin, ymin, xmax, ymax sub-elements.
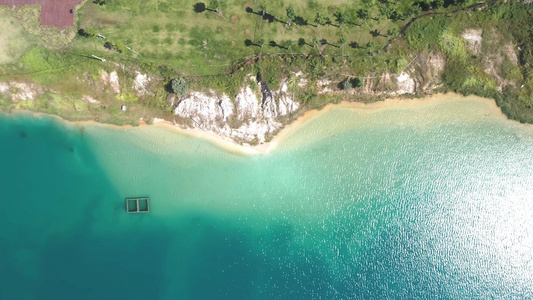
<box><xmin>173</xmin><ymin>76</ymin><xmax>299</xmax><ymax>144</ymax></box>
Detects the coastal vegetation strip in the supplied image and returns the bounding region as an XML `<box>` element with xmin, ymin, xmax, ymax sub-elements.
<box><xmin>0</xmin><ymin>0</ymin><xmax>532</xmax><ymax>139</ymax></box>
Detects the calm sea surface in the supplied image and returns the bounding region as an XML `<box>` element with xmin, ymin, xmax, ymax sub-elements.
<box><xmin>1</xmin><ymin>97</ymin><xmax>532</xmax><ymax>299</ymax></box>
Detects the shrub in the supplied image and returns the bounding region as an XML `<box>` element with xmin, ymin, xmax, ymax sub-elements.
<box><xmin>171</xmin><ymin>78</ymin><xmax>189</xmax><ymax>96</ymax></box>
<box><xmin>353</xmin><ymin>78</ymin><xmax>363</xmax><ymax>88</ymax></box>
<box><xmin>342</xmin><ymin>79</ymin><xmax>352</xmax><ymax>90</ymax></box>
<box><xmin>117</xmin><ymin>92</ymin><xmax>138</xmax><ymax>103</ymax></box>
<box><xmin>438</xmin><ymin>30</ymin><xmax>467</xmax><ymax>59</ymax></box>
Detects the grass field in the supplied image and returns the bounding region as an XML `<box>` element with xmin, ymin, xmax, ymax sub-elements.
<box><xmin>74</xmin><ymin>0</ymin><xmax>402</xmax><ymax>76</ymax></box>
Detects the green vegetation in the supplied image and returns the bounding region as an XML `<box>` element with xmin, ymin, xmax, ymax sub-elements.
<box><xmin>0</xmin><ymin>8</ymin><xmax>38</xmax><ymax>64</ymax></box>
<box><xmin>0</xmin><ymin>0</ymin><xmax>532</xmax><ymax>124</ymax></box>
<box><xmin>171</xmin><ymin>78</ymin><xmax>189</xmax><ymax>96</ymax></box>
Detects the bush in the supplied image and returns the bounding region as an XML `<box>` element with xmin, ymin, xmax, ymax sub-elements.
<box><xmin>171</xmin><ymin>78</ymin><xmax>189</xmax><ymax>96</ymax></box>
<box><xmin>342</xmin><ymin>79</ymin><xmax>352</xmax><ymax>90</ymax></box>
<box><xmin>353</xmin><ymin>77</ymin><xmax>363</xmax><ymax>88</ymax></box>
<box><xmin>438</xmin><ymin>30</ymin><xmax>467</xmax><ymax>59</ymax></box>
<box><xmin>117</xmin><ymin>92</ymin><xmax>138</xmax><ymax>103</ymax></box>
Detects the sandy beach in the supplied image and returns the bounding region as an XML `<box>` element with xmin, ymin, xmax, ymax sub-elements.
<box><xmin>3</xmin><ymin>93</ymin><xmax>528</xmax><ymax>156</ymax></box>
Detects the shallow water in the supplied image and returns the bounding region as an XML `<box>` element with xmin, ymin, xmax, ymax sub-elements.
<box><xmin>1</xmin><ymin>97</ymin><xmax>532</xmax><ymax>299</ymax></box>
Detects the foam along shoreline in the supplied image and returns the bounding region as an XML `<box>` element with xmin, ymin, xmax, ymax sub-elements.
<box><xmin>2</xmin><ymin>93</ymin><xmax>528</xmax><ymax>156</ymax></box>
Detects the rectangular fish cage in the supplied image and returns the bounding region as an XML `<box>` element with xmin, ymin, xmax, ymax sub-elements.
<box><xmin>126</xmin><ymin>198</ymin><xmax>150</xmax><ymax>213</ymax></box>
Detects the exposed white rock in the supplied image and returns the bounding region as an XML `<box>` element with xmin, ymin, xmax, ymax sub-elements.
<box><xmin>173</xmin><ymin>77</ymin><xmax>299</xmax><ymax>144</ymax></box>
<box><xmin>109</xmin><ymin>71</ymin><xmax>120</xmax><ymax>94</ymax></box>
<box><xmin>0</xmin><ymin>82</ymin><xmax>8</xmax><ymax>93</ymax></box>
<box><xmin>0</xmin><ymin>81</ymin><xmax>44</xmax><ymax>101</ymax></box>
<box><xmin>462</xmin><ymin>29</ymin><xmax>483</xmax><ymax>55</ymax></box>
<box><xmin>396</xmin><ymin>72</ymin><xmax>416</xmax><ymax>94</ymax></box>
<box><xmin>294</xmin><ymin>71</ymin><xmax>308</xmax><ymax>88</ymax></box>
<box><xmin>175</xmin><ymin>90</ymin><xmax>234</xmax><ymax>132</ymax></box>
<box><xmin>276</xmin><ymin>82</ymin><xmax>299</xmax><ymax>116</ymax></box>
<box><xmin>10</xmin><ymin>82</ymin><xmax>38</xmax><ymax>101</ymax></box>
<box><xmin>132</xmin><ymin>72</ymin><xmax>152</xmax><ymax>96</ymax></box>
<box><xmin>318</xmin><ymin>79</ymin><xmax>332</xmax><ymax>94</ymax></box>
<box><xmin>101</xmin><ymin>70</ymin><xmax>120</xmax><ymax>93</ymax></box>
<box><xmin>235</xmin><ymin>86</ymin><xmax>260</xmax><ymax>119</ymax></box>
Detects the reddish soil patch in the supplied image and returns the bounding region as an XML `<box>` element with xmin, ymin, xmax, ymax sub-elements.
<box><xmin>0</xmin><ymin>0</ymin><xmax>84</xmax><ymax>27</ymax></box>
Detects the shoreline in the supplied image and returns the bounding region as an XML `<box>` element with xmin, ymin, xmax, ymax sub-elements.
<box><xmin>1</xmin><ymin>93</ymin><xmax>529</xmax><ymax>155</ymax></box>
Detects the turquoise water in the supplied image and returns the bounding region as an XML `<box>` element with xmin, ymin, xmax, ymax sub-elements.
<box><xmin>1</xmin><ymin>97</ymin><xmax>533</xmax><ymax>299</ymax></box>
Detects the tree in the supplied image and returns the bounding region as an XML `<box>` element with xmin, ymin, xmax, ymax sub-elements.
<box><xmin>315</xmin><ymin>12</ymin><xmax>327</xmax><ymax>27</ymax></box>
<box><xmin>298</xmin><ymin>38</ymin><xmax>307</xmax><ymax>47</ymax></box>
<box><xmin>357</xmin><ymin>9</ymin><xmax>370</xmax><ymax>20</ymax></box>
<box><xmin>294</xmin><ymin>15</ymin><xmax>307</xmax><ymax>26</ymax></box>
<box><xmin>209</xmin><ymin>0</ymin><xmax>220</xmax><ymax>12</ymax></box>
<box><xmin>93</xmin><ymin>0</ymin><xmax>107</xmax><ymax>5</ymax></box>
<box><xmin>286</xmin><ymin>5</ymin><xmax>296</xmax><ymax>26</ymax></box>
<box><xmin>432</xmin><ymin>0</ymin><xmax>444</xmax><ymax>9</ymax></box>
<box><xmin>193</xmin><ymin>2</ymin><xmax>206</xmax><ymax>13</ymax></box>
<box><xmin>366</xmin><ymin>41</ymin><xmax>375</xmax><ymax>49</ymax></box>
<box><xmin>388</xmin><ymin>10</ymin><xmax>402</xmax><ymax>21</ymax></box>
<box><xmin>312</xmin><ymin>37</ymin><xmax>320</xmax><ymax>48</ymax></box>
<box><xmin>370</xmin><ymin>29</ymin><xmax>382</xmax><ymax>37</ymax></box>
<box><xmin>342</xmin><ymin>79</ymin><xmax>352</xmax><ymax>90</ymax></box>
<box><xmin>115</xmin><ymin>41</ymin><xmax>127</xmax><ymax>53</ymax></box>
<box><xmin>334</xmin><ymin>11</ymin><xmax>346</xmax><ymax>27</ymax></box>
<box><xmin>387</xmin><ymin>28</ymin><xmax>399</xmax><ymax>37</ymax></box>
<box><xmin>404</xmin><ymin>6</ymin><xmax>421</xmax><ymax>19</ymax></box>
<box><xmin>104</xmin><ymin>41</ymin><xmax>114</xmax><ymax>50</ymax></box>
<box><xmin>379</xmin><ymin>6</ymin><xmax>392</xmax><ymax>19</ymax></box>
<box><xmin>338</xmin><ymin>37</ymin><xmax>347</xmax><ymax>47</ymax></box>
<box><xmin>455</xmin><ymin>0</ymin><xmax>470</xmax><ymax>7</ymax></box>
<box><xmin>345</xmin><ymin>8</ymin><xmax>360</xmax><ymax>25</ymax></box>
<box><xmin>353</xmin><ymin>78</ymin><xmax>363</xmax><ymax>88</ymax></box>
<box><xmin>172</xmin><ymin>78</ymin><xmax>189</xmax><ymax>96</ymax></box>
<box><xmin>338</xmin><ymin>37</ymin><xmax>347</xmax><ymax>55</ymax></box>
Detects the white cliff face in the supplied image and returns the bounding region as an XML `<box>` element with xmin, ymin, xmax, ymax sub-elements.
<box><xmin>396</xmin><ymin>72</ymin><xmax>416</xmax><ymax>94</ymax></box>
<box><xmin>235</xmin><ymin>86</ymin><xmax>260</xmax><ymax>120</ymax></box>
<box><xmin>101</xmin><ymin>70</ymin><xmax>121</xmax><ymax>93</ymax></box>
<box><xmin>174</xmin><ymin>90</ymin><xmax>234</xmax><ymax>136</ymax></box>
<box><xmin>132</xmin><ymin>72</ymin><xmax>152</xmax><ymax>96</ymax></box>
<box><xmin>173</xmin><ymin>78</ymin><xmax>299</xmax><ymax>144</ymax></box>
<box><xmin>0</xmin><ymin>81</ymin><xmax>42</xmax><ymax>101</ymax></box>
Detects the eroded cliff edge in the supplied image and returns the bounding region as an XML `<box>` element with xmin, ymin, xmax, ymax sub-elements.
<box><xmin>166</xmin><ymin>51</ymin><xmax>445</xmax><ymax>144</ymax></box>
<box><xmin>0</xmin><ymin>28</ymin><xmax>527</xmax><ymax>145</ymax></box>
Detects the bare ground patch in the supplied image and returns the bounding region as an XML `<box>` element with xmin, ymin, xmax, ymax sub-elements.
<box><xmin>0</xmin><ymin>8</ymin><xmax>35</xmax><ymax>63</ymax></box>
